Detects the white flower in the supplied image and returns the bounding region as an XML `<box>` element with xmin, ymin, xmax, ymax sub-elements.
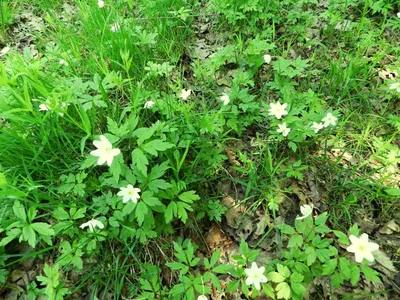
<box><xmin>39</xmin><ymin>104</ymin><xmax>50</xmax><ymax>111</ymax></box>
<box><xmin>98</xmin><ymin>0</ymin><xmax>104</xmax><ymax>8</ymax></box>
<box><xmin>59</xmin><ymin>59</ymin><xmax>68</xmax><ymax>66</ymax></box>
<box><xmin>277</xmin><ymin>122</ymin><xmax>291</xmax><ymax>137</ymax></box>
<box><xmin>144</xmin><ymin>100</ymin><xmax>155</xmax><ymax>108</ymax></box>
<box><xmin>197</xmin><ymin>296</ymin><xmax>208</xmax><ymax>300</ymax></box>
<box><xmin>178</xmin><ymin>89</ymin><xmax>192</xmax><ymax>100</ymax></box>
<box><xmin>117</xmin><ymin>184</ymin><xmax>141</xmax><ymax>204</ymax></box>
<box><xmin>90</xmin><ymin>135</ymin><xmax>121</xmax><ymax>166</ymax></box>
<box><xmin>80</xmin><ymin>219</ymin><xmax>104</xmax><ymax>232</ymax></box>
<box><xmin>110</xmin><ymin>23</ymin><xmax>120</xmax><ymax>32</ymax></box>
<box><xmin>322</xmin><ymin>113</ymin><xmax>338</xmax><ymax>127</ymax></box>
<box><xmin>389</xmin><ymin>82</ymin><xmax>400</xmax><ymax>92</ymax></box>
<box><xmin>263</xmin><ymin>54</ymin><xmax>272</xmax><ymax>64</ymax></box>
<box><xmin>311</xmin><ymin>122</ymin><xmax>324</xmax><ymax>133</ymax></box>
<box><xmin>296</xmin><ymin>204</ymin><xmax>313</xmax><ymax>220</ymax></box>
<box><xmin>0</xmin><ymin>46</ymin><xmax>10</xmax><ymax>57</ymax></box>
<box><xmin>245</xmin><ymin>262</ymin><xmax>268</xmax><ymax>290</ymax></box>
<box><xmin>268</xmin><ymin>102</ymin><xmax>288</xmax><ymax>119</ymax></box>
<box><xmin>220</xmin><ymin>93</ymin><xmax>230</xmax><ymax>105</ymax></box>
<box><xmin>397</xmin><ymin>12</ymin><xmax>400</xmax><ymax>18</ymax></box>
<box><xmin>346</xmin><ymin>233</ymin><xmax>379</xmax><ymax>263</ymax></box>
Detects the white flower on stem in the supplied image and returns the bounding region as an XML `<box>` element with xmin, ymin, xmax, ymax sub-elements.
<box><xmin>389</xmin><ymin>82</ymin><xmax>400</xmax><ymax>92</ymax></box>
<box><xmin>0</xmin><ymin>46</ymin><xmax>10</xmax><ymax>57</ymax></box>
<box><xmin>80</xmin><ymin>219</ymin><xmax>104</xmax><ymax>232</ymax></box>
<box><xmin>144</xmin><ymin>100</ymin><xmax>155</xmax><ymax>108</ymax></box>
<box><xmin>322</xmin><ymin>113</ymin><xmax>338</xmax><ymax>127</ymax></box>
<box><xmin>296</xmin><ymin>204</ymin><xmax>313</xmax><ymax>220</ymax></box>
<box><xmin>197</xmin><ymin>296</ymin><xmax>208</xmax><ymax>300</ymax></box>
<box><xmin>110</xmin><ymin>23</ymin><xmax>120</xmax><ymax>32</ymax></box>
<box><xmin>346</xmin><ymin>233</ymin><xmax>379</xmax><ymax>263</ymax></box>
<box><xmin>98</xmin><ymin>0</ymin><xmax>104</xmax><ymax>8</ymax></box>
<box><xmin>59</xmin><ymin>59</ymin><xmax>68</xmax><ymax>66</ymax></box>
<box><xmin>118</xmin><ymin>184</ymin><xmax>141</xmax><ymax>204</ymax></box>
<box><xmin>277</xmin><ymin>122</ymin><xmax>291</xmax><ymax>137</ymax></box>
<box><xmin>397</xmin><ymin>12</ymin><xmax>400</xmax><ymax>18</ymax></box>
<box><xmin>220</xmin><ymin>93</ymin><xmax>230</xmax><ymax>105</ymax></box>
<box><xmin>39</xmin><ymin>104</ymin><xmax>50</xmax><ymax>111</ymax></box>
<box><xmin>244</xmin><ymin>262</ymin><xmax>268</xmax><ymax>290</ymax></box>
<box><xmin>178</xmin><ymin>89</ymin><xmax>192</xmax><ymax>100</ymax></box>
<box><xmin>263</xmin><ymin>54</ymin><xmax>272</xmax><ymax>64</ymax></box>
<box><xmin>268</xmin><ymin>102</ymin><xmax>288</xmax><ymax>119</ymax></box>
<box><xmin>311</xmin><ymin>122</ymin><xmax>324</xmax><ymax>133</ymax></box>
<box><xmin>90</xmin><ymin>135</ymin><xmax>120</xmax><ymax>166</ymax></box>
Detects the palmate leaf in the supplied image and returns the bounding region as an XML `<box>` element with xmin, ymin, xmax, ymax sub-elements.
<box><xmin>132</xmin><ymin>148</ymin><xmax>148</xmax><ymax>175</ymax></box>
<box><xmin>142</xmin><ymin>139</ymin><xmax>174</xmax><ymax>156</ymax></box>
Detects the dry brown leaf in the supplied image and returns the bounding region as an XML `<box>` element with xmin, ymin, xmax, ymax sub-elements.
<box><xmin>379</xmin><ymin>220</ymin><xmax>400</xmax><ymax>235</ymax></box>
<box><xmin>378</xmin><ymin>69</ymin><xmax>398</xmax><ymax>80</ymax></box>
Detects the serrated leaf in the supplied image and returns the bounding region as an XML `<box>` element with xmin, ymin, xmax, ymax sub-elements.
<box><xmin>133</xmin><ymin>127</ymin><xmax>156</xmax><ymax>145</ymax></box>
<box><xmin>132</xmin><ymin>148</ymin><xmax>148</xmax><ymax>175</ymax></box>
<box><xmin>80</xmin><ymin>155</ymin><xmax>98</xmax><ymax>170</ymax></box>
<box><xmin>349</xmin><ymin>263</ymin><xmax>360</xmax><ymax>286</ymax></box>
<box><xmin>135</xmin><ymin>202</ymin><xmax>148</xmax><ymax>226</ymax></box>
<box><xmin>290</xmin><ymin>272</ymin><xmax>304</xmax><ymax>283</ymax></box>
<box><xmin>348</xmin><ymin>224</ymin><xmax>359</xmax><ymax>237</ymax></box>
<box><xmin>31</xmin><ymin>222</ymin><xmax>54</xmax><ymax>236</ymax></box>
<box><xmin>142</xmin><ymin>191</ymin><xmax>164</xmax><ymax>208</ymax></box>
<box><xmin>179</xmin><ymin>190</ymin><xmax>200</xmax><ymax>203</ymax></box>
<box><xmin>13</xmin><ymin>201</ymin><xmax>26</xmax><ymax>222</ymax></box>
<box><xmin>333</xmin><ymin>230</ymin><xmax>349</xmax><ymax>245</ymax></box>
<box><xmin>277</xmin><ymin>264</ymin><xmax>291</xmax><ymax>278</ymax></box>
<box><xmin>291</xmin><ymin>282</ymin><xmax>306</xmax><ymax>296</ymax></box>
<box><xmin>315</xmin><ymin>212</ymin><xmax>328</xmax><ymax>225</ymax></box>
<box><xmin>278</xmin><ymin>224</ymin><xmax>296</xmax><ymax>234</ymax></box>
<box><xmin>360</xmin><ymin>265</ymin><xmax>381</xmax><ymax>283</ymax></box>
<box><xmin>288</xmin><ymin>235</ymin><xmax>303</xmax><ymax>248</ymax></box>
<box><xmin>226</xmin><ymin>280</ymin><xmax>239</xmax><ymax>293</ymax></box>
<box><xmin>53</xmin><ymin>208</ymin><xmax>69</xmax><ymax>220</ymax></box>
<box><xmin>267</xmin><ymin>272</ymin><xmax>285</xmax><ymax>283</ymax></box>
<box><xmin>142</xmin><ymin>139</ymin><xmax>174</xmax><ymax>156</ymax></box>
<box><xmin>276</xmin><ymin>282</ymin><xmax>291</xmax><ymax>300</ymax></box>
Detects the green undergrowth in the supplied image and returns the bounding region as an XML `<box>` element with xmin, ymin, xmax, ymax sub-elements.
<box><xmin>0</xmin><ymin>0</ymin><xmax>399</xmax><ymax>299</ymax></box>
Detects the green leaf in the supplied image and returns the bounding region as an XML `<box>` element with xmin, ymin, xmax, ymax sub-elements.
<box><xmin>13</xmin><ymin>201</ymin><xmax>26</xmax><ymax>222</ymax></box>
<box><xmin>132</xmin><ymin>148</ymin><xmax>148</xmax><ymax>175</ymax></box>
<box><xmin>278</xmin><ymin>224</ymin><xmax>296</xmax><ymax>235</ymax></box>
<box><xmin>294</xmin><ymin>262</ymin><xmax>309</xmax><ymax>274</ymax></box>
<box><xmin>291</xmin><ymin>282</ymin><xmax>306</xmax><ymax>296</ymax></box>
<box><xmin>315</xmin><ymin>212</ymin><xmax>328</xmax><ymax>225</ymax></box>
<box><xmin>288</xmin><ymin>235</ymin><xmax>303</xmax><ymax>248</ymax></box>
<box><xmin>165</xmin><ymin>201</ymin><xmax>176</xmax><ymax>223</ymax></box>
<box><xmin>290</xmin><ymin>272</ymin><xmax>304</xmax><ymax>283</ymax></box>
<box><xmin>384</xmin><ymin>188</ymin><xmax>400</xmax><ymax>196</ymax></box>
<box><xmin>331</xmin><ymin>272</ymin><xmax>343</xmax><ymax>289</ymax></box>
<box><xmin>31</xmin><ymin>223</ymin><xmax>54</xmax><ymax>236</ymax></box>
<box><xmin>322</xmin><ymin>258</ymin><xmax>338</xmax><ymax>275</ymax></box>
<box><xmin>348</xmin><ymin>224</ymin><xmax>359</xmax><ymax>237</ymax></box>
<box><xmin>333</xmin><ymin>230</ymin><xmax>349</xmax><ymax>245</ymax></box>
<box><xmin>213</xmin><ymin>264</ymin><xmax>233</xmax><ymax>274</ymax></box>
<box><xmin>110</xmin><ymin>154</ymin><xmax>123</xmax><ymax>182</ymax></box>
<box><xmin>142</xmin><ymin>191</ymin><xmax>164</xmax><ymax>208</ymax></box>
<box><xmin>132</xmin><ymin>127</ymin><xmax>156</xmax><ymax>145</ymax></box>
<box><xmin>166</xmin><ymin>262</ymin><xmax>186</xmax><ymax>271</ymax></box>
<box><xmin>339</xmin><ymin>257</ymin><xmax>351</xmax><ymax>280</ymax></box>
<box><xmin>107</xmin><ymin>117</ymin><xmax>129</xmax><ymax>137</ymax></box>
<box><xmin>267</xmin><ymin>272</ymin><xmax>285</xmax><ymax>283</ymax></box>
<box><xmin>80</xmin><ymin>155</ymin><xmax>98</xmax><ymax>170</ymax></box>
<box><xmin>23</xmin><ymin>225</ymin><xmax>36</xmax><ymax>247</ymax></box>
<box><xmin>142</xmin><ymin>139</ymin><xmax>174</xmax><ymax>156</ymax></box>
<box><xmin>239</xmin><ymin>239</ymin><xmax>249</xmax><ymax>255</ymax></box>
<box><xmin>305</xmin><ymin>246</ymin><xmax>316</xmax><ymax>266</ymax></box>
<box><xmin>349</xmin><ymin>263</ymin><xmax>360</xmax><ymax>286</ymax></box>
<box><xmin>135</xmin><ymin>202</ymin><xmax>148</xmax><ymax>226</ymax></box>
<box><xmin>277</xmin><ymin>264</ymin><xmax>291</xmax><ymax>278</ymax></box>
<box><xmin>176</xmin><ymin>202</ymin><xmax>190</xmax><ymax>223</ymax></box>
<box><xmin>209</xmin><ymin>249</ymin><xmax>221</xmax><ymax>268</ymax></box>
<box><xmin>53</xmin><ymin>208</ymin><xmax>69</xmax><ymax>220</ymax></box>
<box><xmin>226</xmin><ymin>280</ymin><xmax>239</xmax><ymax>293</ymax></box>
<box><xmin>178</xmin><ymin>190</ymin><xmax>200</xmax><ymax>203</ymax></box>
<box><xmin>316</xmin><ymin>249</ymin><xmax>331</xmax><ymax>263</ymax></box>
<box><xmin>360</xmin><ymin>265</ymin><xmax>381</xmax><ymax>283</ymax></box>
<box><xmin>263</xmin><ymin>283</ymin><xmax>275</xmax><ymax>298</ymax></box>
<box><xmin>276</xmin><ymin>282</ymin><xmax>291</xmax><ymax>300</ymax></box>
<box><xmin>315</xmin><ymin>225</ymin><xmax>331</xmax><ymax>234</ymax></box>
